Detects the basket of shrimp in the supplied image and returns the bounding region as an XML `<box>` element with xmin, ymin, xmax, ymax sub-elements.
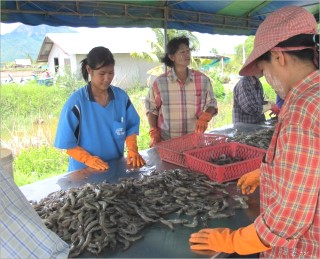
<box><xmin>155</xmin><ymin>133</ymin><xmax>228</xmax><ymax>168</ymax></box>
<box><xmin>184</xmin><ymin>142</ymin><xmax>266</xmax><ymax>183</ymax></box>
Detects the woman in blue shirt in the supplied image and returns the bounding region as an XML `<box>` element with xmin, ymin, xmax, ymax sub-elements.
<box><xmin>55</xmin><ymin>46</ymin><xmax>145</xmax><ymax>172</ymax></box>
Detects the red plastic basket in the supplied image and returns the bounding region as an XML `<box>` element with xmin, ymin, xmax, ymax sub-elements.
<box><xmin>184</xmin><ymin>142</ymin><xmax>266</xmax><ymax>183</ymax></box>
<box><xmin>155</xmin><ymin>133</ymin><xmax>228</xmax><ymax>167</ymax></box>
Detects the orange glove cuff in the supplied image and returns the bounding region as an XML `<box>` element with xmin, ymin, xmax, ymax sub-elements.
<box><xmin>232</xmin><ymin>224</ymin><xmax>270</xmax><ymax>255</ymax></box>
<box><xmin>199</xmin><ymin>111</ymin><xmax>213</xmax><ymax>122</ymax></box>
<box><xmin>149</xmin><ymin>127</ymin><xmax>162</xmax><ymax>147</ymax></box>
<box><xmin>190</xmin><ymin>224</ymin><xmax>270</xmax><ymax>255</ymax></box>
<box><xmin>126</xmin><ymin>134</ymin><xmax>138</xmax><ymax>152</ymax></box>
<box><xmin>66</xmin><ymin>146</ymin><xmax>92</xmax><ymax>163</ymax></box>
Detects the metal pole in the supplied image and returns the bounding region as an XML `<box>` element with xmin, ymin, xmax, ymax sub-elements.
<box><xmin>164</xmin><ymin>5</ymin><xmax>168</xmax><ymax>74</ymax></box>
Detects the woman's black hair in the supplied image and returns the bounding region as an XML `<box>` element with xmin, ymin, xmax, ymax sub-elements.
<box><xmin>161</xmin><ymin>36</ymin><xmax>189</xmax><ymax>67</ymax></box>
<box><xmin>80</xmin><ymin>46</ymin><xmax>115</xmax><ymax>82</ymax></box>
<box><xmin>257</xmin><ymin>34</ymin><xmax>319</xmax><ymax>68</ymax></box>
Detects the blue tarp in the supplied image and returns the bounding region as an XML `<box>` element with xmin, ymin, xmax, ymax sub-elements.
<box><xmin>1</xmin><ymin>1</ymin><xmax>319</xmax><ymax>36</ymax></box>
<box><xmin>202</xmin><ymin>57</ymin><xmax>231</xmax><ymax>70</ymax></box>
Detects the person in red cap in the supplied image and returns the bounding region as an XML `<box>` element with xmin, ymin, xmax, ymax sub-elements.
<box><xmin>190</xmin><ymin>6</ymin><xmax>319</xmax><ymax>258</ymax></box>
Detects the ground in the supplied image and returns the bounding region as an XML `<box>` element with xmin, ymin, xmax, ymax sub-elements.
<box><xmin>1</xmin><ymin>69</ymin><xmax>44</xmax><ymax>83</ymax></box>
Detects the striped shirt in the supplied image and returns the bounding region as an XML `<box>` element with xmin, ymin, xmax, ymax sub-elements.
<box><xmin>0</xmin><ymin>166</ymin><xmax>70</xmax><ymax>258</ymax></box>
<box><xmin>232</xmin><ymin>76</ymin><xmax>266</xmax><ymax>123</ymax></box>
<box><xmin>255</xmin><ymin>70</ymin><xmax>320</xmax><ymax>258</ymax></box>
<box><xmin>145</xmin><ymin>68</ymin><xmax>218</xmax><ymax>140</ymax></box>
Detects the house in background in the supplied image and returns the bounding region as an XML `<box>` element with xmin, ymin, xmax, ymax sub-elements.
<box><xmin>37</xmin><ymin>32</ymin><xmax>159</xmax><ymax>88</ymax></box>
<box><xmin>15</xmin><ymin>58</ymin><xmax>32</xmax><ymax>68</ymax></box>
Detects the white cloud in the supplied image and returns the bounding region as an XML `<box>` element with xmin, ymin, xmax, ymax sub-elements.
<box><xmin>193</xmin><ymin>32</ymin><xmax>247</xmax><ymax>55</ymax></box>
<box><xmin>1</xmin><ymin>23</ymin><xmax>247</xmax><ymax>54</ymax></box>
<box><xmin>0</xmin><ymin>22</ymin><xmax>22</xmax><ymax>35</ymax></box>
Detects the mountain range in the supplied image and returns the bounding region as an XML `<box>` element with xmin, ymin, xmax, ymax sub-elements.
<box><xmin>1</xmin><ymin>24</ymin><xmax>77</xmax><ymax>63</ymax></box>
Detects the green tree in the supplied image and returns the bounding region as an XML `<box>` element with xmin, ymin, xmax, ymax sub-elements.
<box><xmin>210</xmin><ymin>48</ymin><xmax>219</xmax><ymax>54</ymax></box>
<box><xmin>224</xmin><ymin>36</ymin><xmax>254</xmax><ymax>74</ymax></box>
<box><xmin>131</xmin><ymin>29</ymin><xmax>200</xmax><ymax>63</ymax></box>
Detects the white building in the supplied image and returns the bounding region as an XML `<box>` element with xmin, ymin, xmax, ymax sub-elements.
<box><xmin>37</xmin><ymin>31</ymin><xmax>159</xmax><ymax>88</ymax></box>
<box><xmin>15</xmin><ymin>59</ymin><xmax>31</xmax><ymax>67</ymax></box>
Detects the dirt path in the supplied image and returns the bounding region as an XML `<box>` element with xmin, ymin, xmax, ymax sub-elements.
<box><xmin>1</xmin><ymin>70</ymin><xmax>35</xmax><ymax>78</ymax></box>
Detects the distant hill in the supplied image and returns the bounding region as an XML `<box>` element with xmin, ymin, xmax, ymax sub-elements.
<box><xmin>1</xmin><ymin>24</ymin><xmax>77</xmax><ymax>63</ymax></box>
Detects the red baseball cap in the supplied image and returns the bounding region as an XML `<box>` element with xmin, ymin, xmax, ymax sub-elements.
<box><xmin>239</xmin><ymin>6</ymin><xmax>318</xmax><ymax>76</ymax></box>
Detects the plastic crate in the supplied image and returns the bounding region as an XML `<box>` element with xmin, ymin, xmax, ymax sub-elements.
<box><xmin>184</xmin><ymin>142</ymin><xmax>266</xmax><ymax>183</ymax></box>
<box><xmin>155</xmin><ymin>133</ymin><xmax>228</xmax><ymax>167</ymax></box>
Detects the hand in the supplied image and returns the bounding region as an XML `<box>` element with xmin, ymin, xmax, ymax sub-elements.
<box><xmin>190</xmin><ymin>228</ymin><xmax>235</xmax><ymax>254</ymax></box>
<box><xmin>127</xmin><ymin>150</ymin><xmax>146</xmax><ymax>168</ymax></box>
<box><xmin>85</xmin><ymin>156</ymin><xmax>110</xmax><ymax>170</ymax></box>
<box><xmin>195</xmin><ymin>112</ymin><xmax>213</xmax><ymax>133</ymax></box>
<box><xmin>126</xmin><ymin>134</ymin><xmax>146</xmax><ymax>168</ymax></box>
<box><xmin>66</xmin><ymin>146</ymin><xmax>109</xmax><ymax>171</ymax></box>
<box><xmin>270</xmin><ymin>104</ymin><xmax>280</xmax><ymax>116</ymax></box>
<box><xmin>149</xmin><ymin>127</ymin><xmax>161</xmax><ymax>147</ymax></box>
<box><xmin>237</xmin><ymin>169</ymin><xmax>260</xmax><ymax>195</ymax></box>
<box><xmin>189</xmin><ymin>224</ymin><xmax>270</xmax><ymax>255</ymax></box>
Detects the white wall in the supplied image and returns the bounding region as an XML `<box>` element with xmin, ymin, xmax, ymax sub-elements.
<box><xmin>72</xmin><ymin>53</ymin><xmax>159</xmax><ymax>88</ymax></box>
<box><xmin>48</xmin><ymin>44</ymin><xmax>70</xmax><ymax>76</ymax></box>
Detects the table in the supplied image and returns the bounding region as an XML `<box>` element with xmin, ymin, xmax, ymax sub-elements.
<box><xmin>209</xmin><ymin>122</ymin><xmax>275</xmax><ymax>137</ymax></box>
<box><xmin>20</xmin><ymin>146</ymin><xmax>260</xmax><ymax>258</ymax></box>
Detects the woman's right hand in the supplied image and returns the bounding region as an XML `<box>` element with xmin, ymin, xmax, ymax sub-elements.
<box><xmin>85</xmin><ymin>156</ymin><xmax>109</xmax><ymax>171</ymax></box>
<box><xmin>237</xmin><ymin>169</ymin><xmax>260</xmax><ymax>195</ymax></box>
<box><xmin>67</xmin><ymin>146</ymin><xmax>109</xmax><ymax>171</ymax></box>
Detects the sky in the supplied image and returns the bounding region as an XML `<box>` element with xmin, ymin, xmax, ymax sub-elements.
<box><xmin>0</xmin><ymin>22</ymin><xmax>247</xmax><ymax>54</ymax></box>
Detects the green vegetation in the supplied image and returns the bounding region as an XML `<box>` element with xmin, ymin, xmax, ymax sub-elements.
<box><xmin>14</xmin><ymin>146</ymin><xmax>68</xmax><ymax>186</ymax></box>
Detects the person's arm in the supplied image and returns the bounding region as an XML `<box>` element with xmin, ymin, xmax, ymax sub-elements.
<box><xmin>195</xmin><ymin>76</ymin><xmax>218</xmax><ymax>133</ymax></box>
<box><xmin>145</xmin><ymin>82</ymin><xmax>162</xmax><ymax>147</ymax></box>
<box><xmin>190</xmin><ymin>223</ymin><xmax>270</xmax><ymax>255</ymax></box>
<box><xmin>0</xmin><ymin>168</ymin><xmax>70</xmax><ymax>258</ymax></box>
<box><xmin>147</xmin><ymin>112</ymin><xmax>158</xmax><ymax>129</ymax></box>
<box><xmin>67</xmin><ymin>146</ymin><xmax>109</xmax><ymax>170</ymax></box>
<box><xmin>147</xmin><ymin>112</ymin><xmax>161</xmax><ymax>147</ymax></box>
<box><xmin>255</xmin><ymin>122</ymin><xmax>319</xmax><ymax>248</ymax></box>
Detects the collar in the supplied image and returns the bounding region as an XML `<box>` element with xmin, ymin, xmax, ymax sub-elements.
<box><xmin>87</xmin><ymin>83</ymin><xmax>115</xmax><ymax>102</ymax></box>
<box><xmin>170</xmin><ymin>67</ymin><xmax>193</xmax><ymax>82</ymax></box>
<box><xmin>278</xmin><ymin>70</ymin><xmax>319</xmax><ymax>119</ymax></box>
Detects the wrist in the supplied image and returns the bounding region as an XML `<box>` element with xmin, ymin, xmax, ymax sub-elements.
<box><xmin>199</xmin><ymin>112</ymin><xmax>213</xmax><ymax>122</ymax></box>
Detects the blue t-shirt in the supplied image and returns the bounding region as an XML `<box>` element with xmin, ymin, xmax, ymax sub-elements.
<box><xmin>54</xmin><ymin>84</ymin><xmax>140</xmax><ymax>172</ymax></box>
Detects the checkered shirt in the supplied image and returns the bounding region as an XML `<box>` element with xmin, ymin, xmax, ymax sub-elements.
<box><xmin>255</xmin><ymin>70</ymin><xmax>320</xmax><ymax>258</ymax></box>
<box><xmin>145</xmin><ymin>67</ymin><xmax>218</xmax><ymax>140</ymax></box>
<box><xmin>232</xmin><ymin>76</ymin><xmax>266</xmax><ymax>123</ymax></box>
<box><xmin>0</xmin><ymin>167</ymin><xmax>70</xmax><ymax>258</ymax></box>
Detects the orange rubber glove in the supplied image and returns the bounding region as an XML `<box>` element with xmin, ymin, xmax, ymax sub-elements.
<box><xmin>195</xmin><ymin>112</ymin><xmax>213</xmax><ymax>133</ymax></box>
<box><xmin>149</xmin><ymin>127</ymin><xmax>161</xmax><ymax>147</ymax></box>
<box><xmin>126</xmin><ymin>134</ymin><xmax>146</xmax><ymax>168</ymax></box>
<box><xmin>189</xmin><ymin>224</ymin><xmax>270</xmax><ymax>255</ymax></box>
<box><xmin>66</xmin><ymin>146</ymin><xmax>109</xmax><ymax>170</ymax></box>
<box><xmin>237</xmin><ymin>169</ymin><xmax>260</xmax><ymax>195</ymax></box>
